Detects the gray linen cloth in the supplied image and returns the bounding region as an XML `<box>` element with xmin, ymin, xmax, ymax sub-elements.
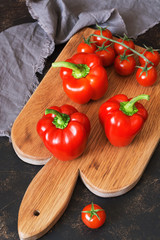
<box><xmin>0</xmin><ymin>0</ymin><xmax>160</xmax><ymax>139</ymax></box>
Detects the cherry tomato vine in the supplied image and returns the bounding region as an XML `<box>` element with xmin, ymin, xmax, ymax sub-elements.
<box><xmin>92</xmin><ymin>29</ymin><xmax>152</xmax><ymax>65</ymax></box>
<box><xmin>90</xmin><ymin>25</ymin><xmax>159</xmax><ymax>86</ymax></box>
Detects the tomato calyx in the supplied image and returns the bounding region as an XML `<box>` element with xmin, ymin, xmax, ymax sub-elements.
<box><xmin>137</xmin><ymin>63</ymin><xmax>153</xmax><ymax>77</ymax></box>
<box><xmin>120</xmin><ymin>33</ymin><xmax>133</xmax><ymax>42</ymax></box>
<box><xmin>119</xmin><ymin>51</ymin><xmax>134</xmax><ymax>62</ymax></box>
<box><xmin>94</xmin><ymin>24</ymin><xmax>111</xmax><ymax>40</ymax></box>
<box><xmin>95</xmin><ymin>23</ymin><xmax>108</xmax><ymax>32</ymax></box>
<box><xmin>119</xmin><ymin>94</ymin><xmax>150</xmax><ymax>116</ymax></box>
<box><xmin>83</xmin><ymin>36</ymin><xmax>96</xmax><ymax>47</ymax></box>
<box><xmin>82</xmin><ymin>202</ymin><xmax>104</xmax><ymax>221</ymax></box>
<box><xmin>143</xmin><ymin>44</ymin><xmax>160</xmax><ymax>54</ymax></box>
<box><xmin>52</xmin><ymin>61</ymin><xmax>90</xmax><ymax>79</ymax></box>
<box><xmin>45</xmin><ymin>109</ymin><xmax>70</xmax><ymax>129</ymax></box>
<box><xmin>95</xmin><ymin>42</ymin><xmax>112</xmax><ymax>52</ymax></box>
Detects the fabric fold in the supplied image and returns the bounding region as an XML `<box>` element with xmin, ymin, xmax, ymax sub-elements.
<box><xmin>26</xmin><ymin>0</ymin><xmax>127</xmax><ymax>42</ymax></box>
<box><xmin>0</xmin><ymin>23</ymin><xmax>55</xmax><ymax>138</ymax></box>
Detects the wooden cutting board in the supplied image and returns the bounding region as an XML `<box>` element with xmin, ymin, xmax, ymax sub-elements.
<box><xmin>11</xmin><ymin>28</ymin><xmax>160</xmax><ymax>240</ymax></box>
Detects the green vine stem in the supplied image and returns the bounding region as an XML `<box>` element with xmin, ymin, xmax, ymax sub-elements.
<box><xmin>91</xmin><ymin>29</ymin><xmax>153</xmax><ymax>65</ymax></box>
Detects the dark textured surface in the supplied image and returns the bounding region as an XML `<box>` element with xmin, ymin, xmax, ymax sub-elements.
<box><xmin>0</xmin><ymin>0</ymin><xmax>35</xmax><ymax>33</ymax></box>
<box><xmin>0</xmin><ymin>1</ymin><xmax>160</xmax><ymax>240</ymax></box>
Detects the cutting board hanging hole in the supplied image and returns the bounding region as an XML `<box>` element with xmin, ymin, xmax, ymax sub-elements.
<box><xmin>33</xmin><ymin>210</ymin><xmax>40</xmax><ymax>216</ymax></box>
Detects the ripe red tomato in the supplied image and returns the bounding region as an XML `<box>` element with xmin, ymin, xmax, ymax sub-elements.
<box><xmin>77</xmin><ymin>38</ymin><xmax>97</xmax><ymax>53</ymax></box>
<box><xmin>93</xmin><ymin>28</ymin><xmax>112</xmax><ymax>46</ymax></box>
<box><xmin>114</xmin><ymin>54</ymin><xmax>136</xmax><ymax>76</ymax></box>
<box><xmin>136</xmin><ymin>66</ymin><xmax>157</xmax><ymax>87</ymax></box>
<box><xmin>95</xmin><ymin>46</ymin><xmax>116</xmax><ymax>67</ymax></box>
<box><xmin>114</xmin><ymin>35</ymin><xmax>135</xmax><ymax>55</ymax></box>
<box><xmin>139</xmin><ymin>48</ymin><xmax>160</xmax><ymax>67</ymax></box>
<box><xmin>81</xmin><ymin>203</ymin><xmax>106</xmax><ymax>229</ymax></box>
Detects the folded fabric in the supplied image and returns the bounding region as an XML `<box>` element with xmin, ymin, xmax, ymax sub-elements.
<box><xmin>0</xmin><ymin>22</ymin><xmax>54</xmax><ymax>138</ymax></box>
<box><xmin>0</xmin><ymin>0</ymin><xmax>160</xmax><ymax>139</ymax></box>
<box><xmin>0</xmin><ymin>2</ymin><xmax>126</xmax><ymax>139</ymax></box>
<box><xmin>27</xmin><ymin>0</ymin><xmax>160</xmax><ymax>39</ymax></box>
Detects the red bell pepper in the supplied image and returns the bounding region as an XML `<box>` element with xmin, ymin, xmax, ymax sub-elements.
<box><xmin>52</xmin><ymin>53</ymin><xmax>108</xmax><ymax>104</ymax></box>
<box><xmin>37</xmin><ymin>104</ymin><xmax>90</xmax><ymax>161</ymax></box>
<box><xmin>99</xmin><ymin>94</ymin><xmax>150</xmax><ymax>147</ymax></box>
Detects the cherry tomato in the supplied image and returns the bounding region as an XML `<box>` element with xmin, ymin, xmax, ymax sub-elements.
<box><xmin>136</xmin><ymin>66</ymin><xmax>157</xmax><ymax>87</ymax></box>
<box><xmin>96</xmin><ymin>46</ymin><xmax>116</xmax><ymax>67</ymax></box>
<box><xmin>114</xmin><ymin>35</ymin><xmax>135</xmax><ymax>55</ymax></box>
<box><xmin>114</xmin><ymin>54</ymin><xmax>136</xmax><ymax>76</ymax></box>
<box><xmin>77</xmin><ymin>42</ymin><xmax>97</xmax><ymax>53</ymax></box>
<box><xmin>77</xmin><ymin>37</ymin><xmax>97</xmax><ymax>54</ymax></box>
<box><xmin>139</xmin><ymin>48</ymin><xmax>160</xmax><ymax>67</ymax></box>
<box><xmin>81</xmin><ymin>203</ymin><xmax>106</xmax><ymax>229</ymax></box>
<box><xmin>93</xmin><ymin>27</ymin><xmax>112</xmax><ymax>46</ymax></box>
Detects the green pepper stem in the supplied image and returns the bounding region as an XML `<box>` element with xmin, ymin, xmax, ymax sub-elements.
<box><xmin>45</xmin><ymin>109</ymin><xmax>62</xmax><ymax>118</ymax></box>
<box><xmin>45</xmin><ymin>109</ymin><xmax>70</xmax><ymax>129</ymax></box>
<box><xmin>120</xmin><ymin>94</ymin><xmax>150</xmax><ymax>116</ymax></box>
<box><xmin>91</xmin><ymin>33</ymin><xmax>154</xmax><ymax>65</ymax></box>
<box><xmin>52</xmin><ymin>61</ymin><xmax>90</xmax><ymax>79</ymax></box>
<box><xmin>125</xmin><ymin>94</ymin><xmax>150</xmax><ymax>110</ymax></box>
<box><xmin>52</xmin><ymin>62</ymin><xmax>80</xmax><ymax>71</ymax></box>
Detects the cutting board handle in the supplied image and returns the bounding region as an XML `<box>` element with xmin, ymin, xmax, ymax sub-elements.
<box><xmin>18</xmin><ymin>157</ymin><xmax>79</xmax><ymax>240</ymax></box>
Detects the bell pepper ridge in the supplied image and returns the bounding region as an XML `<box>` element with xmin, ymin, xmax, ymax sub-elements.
<box><xmin>119</xmin><ymin>94</ymin><xmax>150</xmax><ymax>116</ymax></box>
<box><xmin>45</xmin><ymin>109</ymin><xmax>70</xmax><ymax>129</ymax></box>
<box><xmin>52</xmin><ymin>61</ymin><xmax>90</xmax><ymax>79</ymax></box>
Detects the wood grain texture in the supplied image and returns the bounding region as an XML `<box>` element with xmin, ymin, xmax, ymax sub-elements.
<box><xmin>11</xmin><ymin>28</ymin><xmax>160</xmax><ymax>239</ymax></box>
<box><xmin>18</xmin><ymin>158</ymin><xmax>79</xmax><ymax>240</ymax></box>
